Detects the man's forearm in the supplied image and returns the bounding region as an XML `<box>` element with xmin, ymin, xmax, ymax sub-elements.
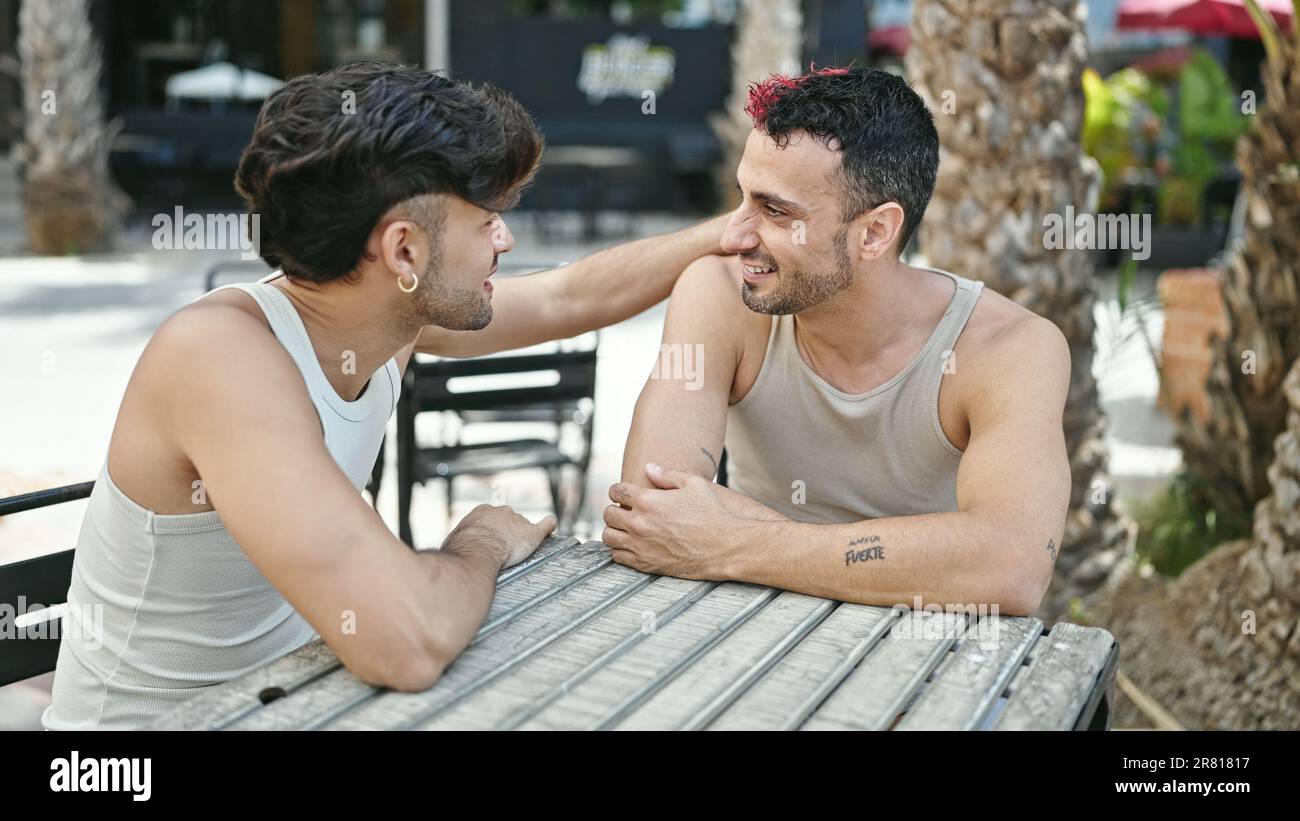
<box><xmin>556</xmin><ymin>214</ymin><xmax>729</xmax><ymax>335</ymax></box>
<box><xmin>415</xmin><ymin>215</ymin><xmax>728</xmax><ymax>358</ymax></box>
<box><xmin>412</xmin><ymin>536</ymin><xmax>506</xmax><ymax>668</ymax></box>
<box><xmin>716</xmin><ymin>512</ymin><xmax>1050</xmax><ymax>616</ymax></box>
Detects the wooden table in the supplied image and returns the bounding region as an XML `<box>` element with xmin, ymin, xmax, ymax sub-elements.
<box><xmin>153</xmin><ymin>536</ymin><xmax>1118</xmax><ymax>730</ymax></box>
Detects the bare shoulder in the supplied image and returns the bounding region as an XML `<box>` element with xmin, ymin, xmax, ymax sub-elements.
<box><xmin>962</xmin><ymin>288</ymin><xmax>1067</xmax><ymax>359</ymax></box>
<box><xmin>107</xmin><ymin>294</ymin><xmax>315</xmax><ymax>512</ymax></box>
<box><xmin>670</xmin><ymin>255</ymin><xmax>771</xmax><ymax>340</ymax></box>
<box><xmin>141</xmin><ymin>296</ymin><xmax>309</xmax><ymax>413</ymax></box>
<box><xmin>671</xmin><ymin>254</ymin><xmax>742</xmax><ymax>304</ymax></box>
<box><xmin>152</xmin><ymin>296</ymin><xmax>275</xmax><ymax>366</ymax></box>
<box><xmin>954</xmin><ymin>287</ymin><xmax>1070</xmax><ymax>400</ymax></box>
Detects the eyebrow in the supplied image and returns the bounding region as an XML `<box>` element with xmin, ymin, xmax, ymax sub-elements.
<box><xmin>736</xmin><ymin>181</ymin><xmax>806</xmax><ymax>214</ymax></box>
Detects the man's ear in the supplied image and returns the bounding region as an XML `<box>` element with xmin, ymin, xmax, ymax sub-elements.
<box><xmin>376</xmin><ymin>218</ymin><xmax>424</xmax><ymax>280</ymax></box>
<box><xmin>852</xmin><ymin>202</ymin><xmax>906</xmax><ymax>261</ymax></box>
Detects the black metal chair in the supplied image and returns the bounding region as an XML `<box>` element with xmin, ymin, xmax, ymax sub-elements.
<box><xmin>202</xmin><ymin>259</ymin><xmax>270</xmax><ymax>292</ymax></box>
<box><xmin>397</xmin><ymin>346</ymin><xmax>598</xmax><ymax>547</ymax></box>
<box><xmin>0</xmin><ymin>482</ymin><xmax>93</xmax><ymax>687</ymax></box>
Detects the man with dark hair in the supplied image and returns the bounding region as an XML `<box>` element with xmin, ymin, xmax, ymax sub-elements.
<box><xmin>606</xmin><ymin>67</ymin><xmax>1071</xmax><ymax>617</ymax></box>
<box><xmin>42</xmin><ymin>61</ymin><xmax>727</xmax><ymax>729</ymax></box>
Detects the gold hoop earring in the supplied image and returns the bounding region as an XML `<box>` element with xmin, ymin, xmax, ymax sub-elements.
<box><xmin>397</xmin><ymin>271</ymin><xmax>419</xmax><ymax>293</ymax></box>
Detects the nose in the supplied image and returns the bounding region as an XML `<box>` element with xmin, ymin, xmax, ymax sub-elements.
<box><xmin>721</xmin><ymin>206</ymin><xmax>759</xmax><ymax>255</ymax></box>
<box><xmin>491</xmin><ymin>215</ymin><xmax>515</xmax><ymax>254</ymax></box>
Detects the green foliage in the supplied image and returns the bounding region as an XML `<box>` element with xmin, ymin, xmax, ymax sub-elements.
<box><xmin>1154</xmin><ymin>51</ymin><xmax>1249</xmax><ymax>224</ymax></box>
<box><xmin>1117</xmin><ymin>253</ymin><xmax>1137</xmax><ymax>314</ymax></box>
<box><xmin>1178</xmin><ymin>49</ymin><xmax>1247</xmax><ymax>144</ymax></box>
<box><xmin>1083</xmin><ymin>67</ymin><xmax>1168</xmax><ymax>212</ymax></box>
<box><xmin>1130</xmin><ymin>472</ymin><xmax>1253</xmax><ymax>577</ymax></box>
<box><xmin>1084</xmin><ymin>49</ymin><xmax>1249</xmax><ymax>225</ymax></box>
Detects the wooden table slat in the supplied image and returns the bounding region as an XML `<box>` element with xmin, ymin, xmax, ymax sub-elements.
<box><xmin>708</xmin><ymin>603</ymin><xmax>901</xmax><ymax>730</ymax></box>
<box><xmin>894</xmin><ymin>615</ymin><xmax>1042</xmax><ymax>731</ymax></box>
<box><xmin>476</xmin><ymin>543</ymin><xmax>612</xmax><ymax>640</ymax></box>
<box><xmin>210</xmin><ymin>540</ymin><xmax>615</xmax><ymax>730</ymax></box>
<box><xmin>152</xmin><ymin>641</ymin><xmax>342</xmax><ymax>730</ymax></box>
<box><xmin>992</xmin><ymin>622</ymin><xmax>1117</xmax><ymax>730</ymax></box>
<box><xmin>483</xmin><ymin>579</ymin><xmax>720</xmax><ymax>730</ymax></box>
<box><xmin>495</xmin><ymin>535</ymin><xmax>583</xmax><ymax>586</ymax></box>
<box><xmin>680</xmin><ymin>596</ymin><xmax>837</xmax><ymax>731</ymax></box>
<box><xmin>152</xmin><ymin>539</ymin><xmax>1119</xmax><ymax>731</ymax></box>
<box><xmin>326</xmin><ymin>562</ymin><xmax>650</xmax><ymax>729</ymax></box>
<box><xmin>595</xmin><ymin>586</ymin><xmax>784</xmax><ymax>729</ymax></box>
<box><xmin>801</xmin><ymin>609</ymin><xmax>967</xmax><ymax>731</ymax></box>
<box><xmin>515</xmin><ymin>582</ymin><xmax>777</xmax><ymax>730</ymax></box>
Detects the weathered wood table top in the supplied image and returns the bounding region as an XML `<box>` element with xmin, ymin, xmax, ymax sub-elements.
<box><xmin>153</xmin><ymin>536</ymin><xmax>1118</xmax><ymax>730</ymax></box>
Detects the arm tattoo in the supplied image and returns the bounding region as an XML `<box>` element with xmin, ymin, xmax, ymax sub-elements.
<box><xmin>701</xmin><ymin>446</ymin><xmax>717</xmax><ymax>474</ymax></box>
<box><xmin>1046</xmin><ymin>539</ymin><xmax>1057</xmax><ymax>563</ymax></box>
<box><xmin>845</xmin><ymin>535</ymin><xmax>885</xmax><ymax>567</ymax></box>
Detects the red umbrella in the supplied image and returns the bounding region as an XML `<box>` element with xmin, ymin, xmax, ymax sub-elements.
<box><xmin>868</xmin><ymin>24</ymin><xmax>911</xmax><ymax>56</ymax></box>
<box><xmin>1117</xmin><ymin>0</ymin><xmax>1293</xmax><ymax>39</ymax></box>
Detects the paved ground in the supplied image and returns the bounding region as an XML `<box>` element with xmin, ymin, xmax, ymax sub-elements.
<box><xmin>0</xmin><ymin>175</ymin><xmax>1179</xmax><ymax>728</ymax></box>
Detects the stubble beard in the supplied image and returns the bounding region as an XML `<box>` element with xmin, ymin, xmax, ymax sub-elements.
<box><xmin>740</xmin><ymin>227</ymin><xmax>855</xmax><ymax>316</ymax></box>
<box><xmin>408</xmin><ymin>254</ymin><xmax>494</xmax><ymax>333</ymax></box>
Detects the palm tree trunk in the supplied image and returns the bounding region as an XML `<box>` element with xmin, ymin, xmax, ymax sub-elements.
<box><xmin>1087</xmin><ymin>358</ymin><xmax>1300</xmax><ymax>728</ymax></box>
<box><xmin>1175</xmin><ymin>1</ymin><xmax>1300</xmax><ymax>520</ymax></box>
<box><xmin>18</xmin><ymin>0</ymin><xmax>127</xmax><ymax>254</ymax></box>
<box><xmin>1082</xmin><ymin>3</ymin><xmax>1300</xmax><ymax>729</ymax></box>
<box><xmin>906</xmin><ymin>0</ymin><xmax>1130</xmax><ymax>623</ymax></box>
<box><xmin>710</xmin><ymin>0</ymin><xmax>802</xmax><ymax>210</ymax></box>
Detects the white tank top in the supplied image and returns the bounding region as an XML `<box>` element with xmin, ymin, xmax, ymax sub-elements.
<box><xmin>42</xmin><ymin>271</ymin><xmax>400</xmax><ymax>729</ymax></box>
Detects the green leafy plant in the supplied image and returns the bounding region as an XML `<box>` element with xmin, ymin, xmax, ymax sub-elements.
<box><xmin>1083</xmin><ymin>67</ymin><xmax>1168</xmax><ymax>212</ymax></box>
<box><xmin>1130</xmin><ymin>472</ymin><xmax>1253</xmax><ymax>577</ymax></box>
<box><xmin>1085</xmin><ymin>49</ymin><xmax>1249</xmax><ymax>225</ymax></box>
<box><xmin>1156</xmin><ymin>50</ymin><xmax>1249</xmax><ymax>224</ymax></box>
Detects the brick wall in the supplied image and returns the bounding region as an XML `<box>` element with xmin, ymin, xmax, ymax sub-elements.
<box><xmin>1157</xmin><ymin>268</ymin><xmax>1230</xmax><ymax>423</ymax></box>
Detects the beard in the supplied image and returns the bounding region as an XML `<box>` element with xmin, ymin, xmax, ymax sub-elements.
<box><xmin>409</xmin><ymin>254</ymin><xmax>494</xmax><ymax>332</ymax></box>
<box><xmin>740</xmin><ymin>227</ymin><xmax>854</xmax><ymax>315</ymax></box>
<box><xmin>413</xmin><ymin>272</ymin><xmax>493</xmax><ymax>329</ymax></box>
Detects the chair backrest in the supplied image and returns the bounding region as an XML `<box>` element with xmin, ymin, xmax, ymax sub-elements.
<box><xmin>0</xmin><ymin>482</ymin><xmax>92</xmax><ymax>687</ymax></box>
<box><xmin>403</xmin><ymin>347</ymin><xmax>599</xmax><ymax>414</ymax></box>
<box><xmin>202</xmin><ymin>260</ymin><xmax>271</xmax><ymax>293</ymax></box>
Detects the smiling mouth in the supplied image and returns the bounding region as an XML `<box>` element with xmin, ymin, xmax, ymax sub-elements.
<box><xmin>741</xmin><ymin>259</ymin><xmax>777</xmax><ymax>281</ymax></box>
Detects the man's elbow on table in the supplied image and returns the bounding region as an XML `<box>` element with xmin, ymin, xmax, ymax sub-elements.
<box><xmin>994</xmin><ymin>581</ymin><xmax>1047</xmax><ymax>618</ymax></box>
<box><xmin>328</xmin><ymin>569</ymin><xmax>467</xmax><ymax>692</ymax></box>
<box><xmin>946</xmin><ymin>524</ymin><xmax>1055</xmax><ymax>615</ymax></box>
<box><xmin>334</xmin><ymin>616</ymin><xmax>454</xmax><ymax>693</ymax></box>
<box><xmin>991</xmin><ymin>545</ymin><xmax>1054</xmax><ymax>618</ymax></box>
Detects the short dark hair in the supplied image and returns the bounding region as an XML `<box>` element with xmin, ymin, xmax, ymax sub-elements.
<box><xmin>745</xmin><ymin>66</ymin><xmax>939</xmax><ymax>253</ymax></box>
<box><xmin>235</xmin><ymin>60</ymin><xmax>543</xmax><ymax>283</ymax></box>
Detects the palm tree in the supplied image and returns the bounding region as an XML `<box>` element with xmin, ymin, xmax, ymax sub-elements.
<box><xmin>1065</xmin><ymin>1</ymin><xmax>1299</xmax><ymax>729</ymax></box>
<box><xmin>1088</xmin><ymin>358</ymin><xmax>1300</xmax><ymax>729</ymax></box>
<box><xmin>710</xmin><ymin>0</ymin><xmax>803</xmax><ymax>210</ymax></box>
<box><xmin>1175</xmin><ymin>0</ymin><xmax>1300</xmax><ymax>521</ymax></box>
<box><xmin>18</xmin><ymin>0</ymin><xmax>127</xmax><ymax>254</ymax></box>
<box><xmin>906</xmin><ymin>0</ymin><xmax>1130</xmax><ymax>623</ymax></box>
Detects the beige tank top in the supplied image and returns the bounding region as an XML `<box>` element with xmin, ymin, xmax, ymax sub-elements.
<box><xmin>724</xmin><ymin>267</ymin><xmax>983</xmax><ymax>523</ymax></box>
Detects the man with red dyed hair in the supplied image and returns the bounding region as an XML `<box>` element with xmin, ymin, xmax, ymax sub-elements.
<box><xmin>606</xmin><ymin>66</ymin><xmax>1072</xmax><ymax>617</ymax></box>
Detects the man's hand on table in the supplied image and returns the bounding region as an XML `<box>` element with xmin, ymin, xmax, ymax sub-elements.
<box><xmin>442</xmin><ymin>503</ymin><xmax>557</xmax><ymax>570</ymax></box>
<box><xmin>602</xmin><ymin>463</ymin><xmax>788</xmax><ymax>580</ymax></box>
